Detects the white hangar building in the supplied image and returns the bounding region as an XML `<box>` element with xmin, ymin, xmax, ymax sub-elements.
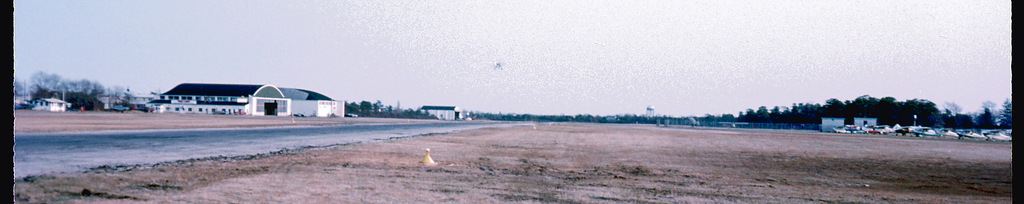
<box><xmin>421</xmin><ymin>105</ymin><xmax>461</xmax><ymax>120</ymax></box>
<box><xmin>148</xmin><ymin>83</ymin><xmax>341</xmax><ymax>117</ymax></box>
<box><xmin>280</xmin><ymin>88</ymin><xmax>342</xmax><ymax>117</ymax></box>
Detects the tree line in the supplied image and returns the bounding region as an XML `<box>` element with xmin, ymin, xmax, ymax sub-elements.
<box><xmin>733</xmin><ymin>95</ymin><xmax>1010</xmax><ymax>129</ymax></box>
<box><xmin>17</xmin><ymin>72</ymin><xmax>1010</xmax><ymax>129</ymax></box>
<box><xmin>16</xmin><ymin>72</ymin><xmax>130</xmax><ymax>111</ymax></box>
<box><xmin>342</xmin><ymin>100</ymin><xmax>436</xmax><ymax>119</ymax></box>
<box><xmin>467</xmin><ymin>95</ymin><xmax>1011</xmax><ymax>129</ymax></box>
<box><xmin>469</xmin><ymin>112</ymin><xmax>663</xmax><ymax>124</ymax></box>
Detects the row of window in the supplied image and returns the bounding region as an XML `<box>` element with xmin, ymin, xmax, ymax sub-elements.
<box><xmin>168</xmin><ymin>106</ymin><xmax>244</xmax><ymax>114</ymax></box>
<box><xmin>162</xmin><ymin>95</ymin><xmax>239</xmax><ymax>102</ymax></box>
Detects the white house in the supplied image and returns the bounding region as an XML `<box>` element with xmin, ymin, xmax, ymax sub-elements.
<box><xmin>30</xmin><ymin>98</ymin><xmax>69</xmax><ymax>112</ymax></box>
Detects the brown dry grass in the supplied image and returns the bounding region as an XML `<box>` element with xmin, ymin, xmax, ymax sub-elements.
<box><xmin>14</xmin><ymin>120</ymin><xmax>1012</xmax><ymax>203</ymax></box>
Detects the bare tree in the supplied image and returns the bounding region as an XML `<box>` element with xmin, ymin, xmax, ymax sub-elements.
<box><xmin>30</xmin><ymin>72</ymin><xmax>63</xmax><ymax>99</ymax></box>
<box><xmin>999</xmin><ymin>99</ymin><xmax>1011</xmax><ymax>128</ymax></box>
<box><xmin>27</xmin><ymin>72</ymin><xmax>110</xmax><ymax>110</ymax></box>
<box><xmin>976</xmin><ymin>101</ymin><xmax>998</xmax><ymax>129</ymax></box>
<box><xmin>943</xmin><ymin>102</ymin><xmax>962</xmax><ymax>114</ymax></box>
<box><xmin>108</xmin><ymin>86</ymin><xmax>128</xmax><ymax>107</ymax></box>
<box><xmin>14</xmin><ymin>78</ymin><xmax>28</xmax><ymax>98</ymax></box>
<box><xmin>982</xmin><ymin>101</ymin><xmax>997</xmax><ymax>111</ymax></box>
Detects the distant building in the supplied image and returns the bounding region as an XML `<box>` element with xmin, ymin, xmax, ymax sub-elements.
<box><xmin>280</xmin><ymin>88</ymin><xmax>341</xmax><ymax>117</ymax></box>
<box><xmin>98</xmin><ymin>95</ymin><xmax>127</xmax><ymax>110</ymax></box>
<box><xmin>853</xmin><ymin>117</ymin><xmax>877</xmax><ymax>128</ymax></box>
<box><xmin>821</xmin><ymin>117</ymin><xmax>844</xmax><ymax>132</ymax></box>
<box><xmin>128</xmin><ymin>94</ymin><xmax>155</xmax><ymax>111</ymax></box>
<box><xmin>148</xmin><ymin>83</ymin><xmax>294</xmax><ymax>116</ymax></box>
<box><xmin>422</xmin><ymin>105</ymin><xmax>461</xmax><ymax>120</ymax></box>
<box><xmin>30</xmin><ymin>98</ymin><xmax>69</xmax><ymax>112</ymax></box>
<box><xmin>605</xmin><ymin>116</ymin><xmax>618</xmax><ymax>122</ymax></box>
<box><xmin>14</xmin><ymin>95</ymin><xmax>31</xmax><ymax>108</ymax></box>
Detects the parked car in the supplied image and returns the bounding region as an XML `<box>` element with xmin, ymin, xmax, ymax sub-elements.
<box><xmin>344</xmin><ymin>113</ymin><xmax>358</xmax><ymax>117</ymax></box>
<box><xmin>110</xmin><ymin>105</ymin><xmax>129</xmax><ymax>112</ymax></box>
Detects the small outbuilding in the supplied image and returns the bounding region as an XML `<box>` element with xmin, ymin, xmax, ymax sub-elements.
<box><xmin>821</xmin><ymin>117</ymin><xmax>844</xmax><ymax>132</ymax></box>
<box><xmin>421</xmin><ymin>105</ymin><xmax>461</xmax><ymax>120</ymax></box>
<box><xmin>853</xmin><ymin>117</ymin><xmax>877</xmax><ymax>128</ymax></box>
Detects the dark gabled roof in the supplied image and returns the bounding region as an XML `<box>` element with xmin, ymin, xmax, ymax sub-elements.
<box><xmin>280</xmin><ymin>88</ymin><xmax>333</xmax><ymax>101</ymax></box>
<box><xmin>147</xmin><ymin>100</ymin><xmax>246</xmax><ymax>106</ymax></box>
<box><xmin>162</xmin><ymin>83</ymin><xmax>271</xmax><ymax>97</ymax></box>
<box><xmin>421</xmin><ymin>105</ymin><xmax>459</xmax><ymax>111</ymax></box>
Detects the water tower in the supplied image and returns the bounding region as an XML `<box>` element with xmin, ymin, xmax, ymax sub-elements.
<box><xmin>646</xmin><ymin>105</ymin><xmax>655</xmax><ymax>117</ymax></box>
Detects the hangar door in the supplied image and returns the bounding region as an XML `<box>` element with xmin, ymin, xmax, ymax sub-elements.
<box><xmin>256</xmin><ymin>99</ymin><xmax>288</xmax><ymax>116</ymax></box>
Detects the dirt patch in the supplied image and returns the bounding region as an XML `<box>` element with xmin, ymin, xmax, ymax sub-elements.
<box><xmin>14</xmin><ymin>122</ymin><xmax>1012</xmax><ymax>203</ymax></box>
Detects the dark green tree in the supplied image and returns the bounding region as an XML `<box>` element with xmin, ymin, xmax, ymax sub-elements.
<box><xmin>822</xmin><ymin>98</ymin><xmax>845</xmax><ymax>118</ymax></box>
<box><xmin>999</xmin><ymin>99</ymin><xmax>1011</xmax><ymax>128</ymax></box>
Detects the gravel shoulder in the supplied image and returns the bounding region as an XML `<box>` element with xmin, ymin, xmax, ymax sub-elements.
<box><xmin>13</xmin><ymin>111</ymin><xmax>1013</xmax><ymax>203</ymax></box>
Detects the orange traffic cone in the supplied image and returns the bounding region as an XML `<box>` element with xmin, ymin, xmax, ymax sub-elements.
<box><xmin>421</xmin><ymin>148</ymin><xmax>435</xmax><ymax>165</ymax></box>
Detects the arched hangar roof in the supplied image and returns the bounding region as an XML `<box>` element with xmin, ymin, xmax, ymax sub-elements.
<box><xmin>280</xmin><ymin>88</ymin><xmax>333</xmax><ymax>101</ymax></box>
<box><xmin>162</xmin><ymin>83</ymin><xmax>284</xmax><ymax>98</ymax></box>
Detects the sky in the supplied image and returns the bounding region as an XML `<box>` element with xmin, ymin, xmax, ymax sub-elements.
<box><xmin>14</xmin><ymin>0</ymin><xmax>1012</xmax><ymax>117</ymax></box>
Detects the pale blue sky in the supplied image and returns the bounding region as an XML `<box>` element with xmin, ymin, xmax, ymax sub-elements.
<box><xmin>14</xmin><ymin>0</ymin><xmax>1012</xmax><ymax>116</ymax></box>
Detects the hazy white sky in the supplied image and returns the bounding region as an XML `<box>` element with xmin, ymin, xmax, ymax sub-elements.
<box><xmin>14</xmin><ymin>0</ymin><xmax>1012</xmax><ymax>116</ymax></box>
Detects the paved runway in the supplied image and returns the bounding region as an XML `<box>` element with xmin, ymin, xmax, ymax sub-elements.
<box><xmin>14</xmin><ymin>121</ymin><xmax>523</xmax><ymax>178</ymax></box>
